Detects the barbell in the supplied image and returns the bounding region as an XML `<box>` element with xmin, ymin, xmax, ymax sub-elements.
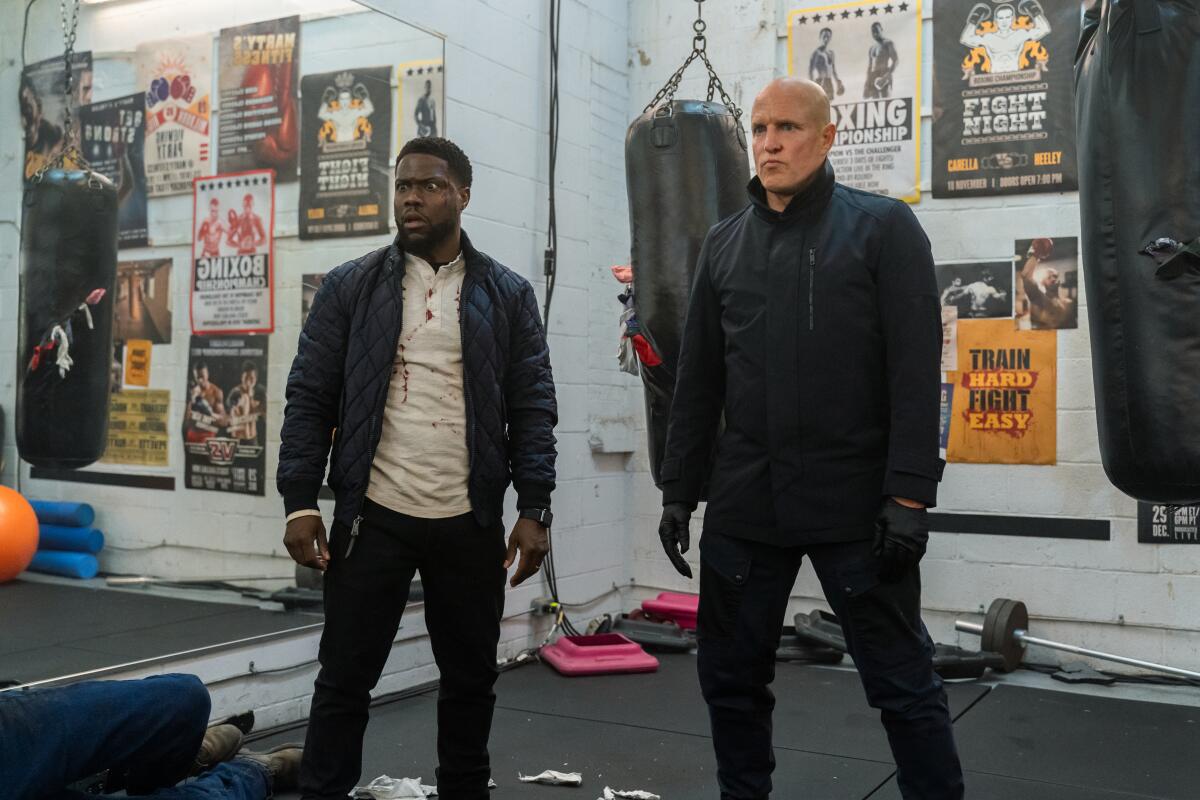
<box><xmin>957</xmin><ymin>598</ymin><xmax>1200</xmax><ymax>681</ymax></box>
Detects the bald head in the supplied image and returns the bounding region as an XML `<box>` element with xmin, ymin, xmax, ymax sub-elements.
<box><xmin>754</xmin><ymin>77</ymin><xmax>831</xmax><ymax>128</ymax></box>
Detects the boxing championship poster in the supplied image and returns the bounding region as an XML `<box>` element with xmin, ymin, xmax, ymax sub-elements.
<box><xmin>191</xmin><ymin>171</ymin><xmax>275</xmax><ymax>334</ymax></box>
<box><xmin>183</xmin><ymin>335</ymin><xmax>268</xmax><ymax>495</ymax></box>
<box><xmin>21</xmin><ymin>52</ymin><xmax>92</xmax><ymax>182</ymax></box>
<box><xmin>101</xmin><ymin>389</ymin><xmax>170</xmax><ymax>468</ymax></box>
<box><xmin>931</xmin><ymin>0</ymin><xmax>1079</xmax><ymax>197</ymax></box>
<box><xmin>136</xmin><ymin>37</ymin><xmax>212</xmax><ymax>197</ymax></box>
<box><xmin>299</xmin><ymin>67</ymin><xmax>392</xmax><ymax>239</ymax></box>
<box><xmin>397</xmin><ymin>59</ymin><xmax>444</xmax><ymax>145</ymax></box>
<box><xmin>936</xmin><ymin>261</ymin><xmax>1013</xmax><ymax>320</ymax></box>
<box><xmin>80</xmin><ymin>94</ymin><xmax>148</xmax><ymax>248</ymax></box>
<box><xmin>787</xmin><ymin>0</ymin><xmax>921</xmax><ymax>202</ymax></box>
<box><xmin>115</xmin><ymin>258</ymin><xmax>173</xmax><ymax>344</ymax></box>
<box><xmin>1138</xmin><ymin>504</ymin><xmax>1200</xmax><ymax>545</ymax></box>
<box><xmin>1013</xmin><ymin>236</ymin><xmax>1078</xmax><ymax>330</ymax></box>
<box><xmin>945</xmin><ymin>319</ymin><xmax>1056</xmax><ymax>464</ymax></box>
<box><xmin>218</xmin><ymin>17</ymin><xmax>300</xmax><ymax>180</ymax></box>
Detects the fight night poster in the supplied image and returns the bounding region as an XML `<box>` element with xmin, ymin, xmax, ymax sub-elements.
<box><xmin>183</xmin><ymin>335</ymin><xmax>268</xmax><ymax>496</ymax></box>
<box><xmin>931</xmin><ymin>0</ymin><xmax>1079</xmax><ymax>197</ymax></box>
<box><xmin>80</xmin><ymin>94</ymin><xmax>148</xmax><ymax>247</ymax></box>
<box><xmin>944</xmin><ymin>319</ymin><xmax>1056</xmax><ymax>464</ymax></box>
<box><xmin>136</xmin><ymin>37</ymin><xmax>212</xmax><ymax>197</ymax></box>
<box><xmin>191</xmin><ymin>171</ymin><xmax>275</xmax><ymax>334</ymax></box>
<box><xmin>299</xmin><ymin>67</ymin><xmax>393</xmax><ymax>239</ymax></box>
<box><xmin>218</xmin><ymin>16</ymin><xmax>300</xmax><ymax>180</ymax></box>
<box><xmin>21</xmin><ymin>52</ymin><xmax>92</xmax><ymax>182</ymax></box>
<box><xmin>788</xmin><ymin>0</ymin><xmax>921</xmax><ymax>202</ymax></box>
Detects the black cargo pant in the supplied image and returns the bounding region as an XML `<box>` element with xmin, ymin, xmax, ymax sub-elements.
<box><xmin>299</xmin><ymin>498</ymin><xmax>506</xmax><ymax>800</ymax></box>
<box><xmin>697</xmin><ymin>531</ymin><xmax>964</xmax><ymax>800</ymax></box>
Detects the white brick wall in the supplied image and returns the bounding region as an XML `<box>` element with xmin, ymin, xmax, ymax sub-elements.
<box><xmin>624</xmin><ymin>0</ymin><xmax>1200</xmax><ymax>673</ymax></box>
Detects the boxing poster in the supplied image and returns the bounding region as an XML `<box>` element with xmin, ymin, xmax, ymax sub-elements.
<box><xmin>115</xmin><ymin>258</ymin><xmax>173</xmax><ymax>344</ymax></box>
<box><xmin>397</xmin><ymin>59</ymin><xmax>444</xmax><ymax>145</ymax></box>
<box><xmin>100</xmin><ymin>389</ymin><xmax>170</xmax><ymax>468</ymax></box>
<box><xmin>299</xmin><ymin>67</ymin><xmax>392</xmax><ymax>239</ymax></box>
<box><xmin>183</xmin><ymin>334</ymin><xmax>268</xmax><ymax>495</ymax></box>
<box><xmin>941</xmin><ymin>306</ymin><xmax>959</xmax><ymax>371</ymax></box>
<box><xmin>931</xmin><ymin>0</ymin><xmax>1079</xmax><ymax>197</ymax></box>
<box><xmin>1138</xmin><ymin>504</ymin><xmax>1200</xmax><ymax>545</ymax></box>
<box><xmin>79</xmin><ymin>94</ymin><xmax>148</xmax><ymax>248</ymax></box>
<box><xmin>301</xmin><ymin>273</ymin><xmax>326</xmax><ymax>326</ymax></box>
<box><xmin>936</xmin><ymin>261</ymin><xmax>1013</xmax><ymax>319</ymax></box>
<box><xmin>191</xmin><ymin>171</ymin><xmax>275</xmax><ymax>334</ymax></box>
<box><xmin>1013</xmin><ymin>236</ymin><xmax>1077</xmax><ymax>330</ymax></box>
<box><xmin>218</xmin><ymin>17</ymin><xmax>300</xmax><ymax>180</ymax></box>
<box><xmin>21</xmin><ymin>52</ymin><xmax>92</xmax><ymax>182</ymax></box>
<box><xmin>945</xmin><ymin>319</ymin><xmax>1056</xmax><ymax>464</ymax></box>
<box><xmin>787</xmin><ymin>0</ymin><xmax>921</xmax><ymax>202</ymax></box>
<box><xmin>137</xmin><ymin>37</ymin><xmax>212</xmax><ymax>197</ymax></box>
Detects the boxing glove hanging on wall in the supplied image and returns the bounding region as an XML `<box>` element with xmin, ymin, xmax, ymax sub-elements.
<box><xmin>17</xmin><ymin>167</ymin><xmax>119</xmax><ymax>469</ymax></box>
<box><xmin>1075</xmin><ymin>0</ymin><xmax>1200</xmax><ymax>504</ymax></box>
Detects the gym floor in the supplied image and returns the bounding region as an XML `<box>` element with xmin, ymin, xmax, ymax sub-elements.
<box><xmin>253</xmin><ymin>652</ymin><xmax>1198</xmax><ymax>799</ymax></box>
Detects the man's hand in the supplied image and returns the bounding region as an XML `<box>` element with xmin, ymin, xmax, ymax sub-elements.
<box><xmin>873</xmin><ymin>498</ymin><xmax>929</xmax><ymax>582</ymax></box>
<box><xmin>658</xmin><ymin>503</ymin><xmax>693</xmax><ymax>579</ymax></box>
<box><xmin>284</xmin><ymin>515</ymin><xmax>330</xmax><ymax>571</ymax></box>
<box><xmin>504</xmin><ymin>518</ymin><xmax>549</xmax><ymax>588</ymax></box>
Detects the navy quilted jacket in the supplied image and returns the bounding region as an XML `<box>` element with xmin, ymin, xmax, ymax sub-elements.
<box><xmin>277</xmin><ymin>231</ymin><xmax>557</xmax><ymax>529</ymax></box>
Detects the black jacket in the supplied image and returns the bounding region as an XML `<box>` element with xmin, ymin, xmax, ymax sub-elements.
<box><xmin>660</xmin><ymin>161</ymin><xmax>944</xmax><ymax>545</ymax></box>
<box><xmin>278</xmin><ymin>231</ymin><xmax>557</xmax><ymax>529</ymax></box>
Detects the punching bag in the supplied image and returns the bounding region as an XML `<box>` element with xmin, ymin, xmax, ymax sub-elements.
<box><xmin>17</xmin><ymin>167</ymin><xmax>119</xmax><ymax>469</ymax></box>
<box><xmin>626</xmin><ymin>99</ymin><xmax>749</xmax><ymax>488</ymax></box>
<box><xmin>1075</xmin><ymin>0</ymin><xmax>1200</xmax><ymax>504</ymax></box>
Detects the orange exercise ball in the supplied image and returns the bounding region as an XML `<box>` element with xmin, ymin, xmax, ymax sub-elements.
<box><xmin>0</xmin><ymin>486</ymin><xmax>39</xmax><ymax>583</ymax></box>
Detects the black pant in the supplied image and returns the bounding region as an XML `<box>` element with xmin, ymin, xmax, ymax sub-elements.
<box><xmin>299</xmin><ymin>499</ymin><xmax>506</xmax><ymax>800</ymax></box>
<box><xmin>697</xmin><ymin>531</ymin><xmax>964</xmax><ymax>800</ymax></box>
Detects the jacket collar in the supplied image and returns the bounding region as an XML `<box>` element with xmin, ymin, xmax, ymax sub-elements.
<box><xmin>387</xmin><ymin>228</ymin><xmax>488</xmax><ymax>279</ymax></box>
<box><xmin>747</xmin><ymin>159</ymin><xmax>836</xmax><ymax>223</ymax></box>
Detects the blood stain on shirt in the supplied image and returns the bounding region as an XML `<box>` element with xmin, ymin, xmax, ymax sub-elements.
<box><xmin>426</xmin><ymin>308</ymin><xmax>434</xmax><ymax>322</ymax></box>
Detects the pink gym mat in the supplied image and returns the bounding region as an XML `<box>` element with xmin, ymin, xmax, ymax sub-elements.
<box><xmin>540</xmin><ymin>633</ymin><xmax>660</xmax><ymax>676</ymax></box>
<box><xmin>641</xmin><ymin>591</ymin><xmax>699</xmax><ymax>630</ymax></box>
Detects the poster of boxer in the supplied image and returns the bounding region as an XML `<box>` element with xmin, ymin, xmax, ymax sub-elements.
<box><xmin>21</xmin><ymin>52</ymin><xmax>92</xmax><ymax>183</ymax></box>
<box><xmin>136</xmin><ymin>37</ymin><xmax>212</xmax><ymax>197</ymax></box>
<box><xmin>299</xmin><ymin>67</ymin><xmax>392</xmax><ymax>239</ymax></box>
<box><xmin>191</xmin><ymin>170</ymin><xmax>275</xmax><ymax>334</ymax></box>
<box><xmin>936</xmin><ymin>261</ymin><xmax>1014</xmax><ymax>319</ymax></box>
<box><xmin>80</xmin><ymin>94</ymin><xmax>148</xmax><ymax>248</ymax></box>
<box><xmin>931</xmin><ymin>0</ymin><xmax>1079</xmax><ymax>197</ymax></box>
<box><xmin>397</xmin><ymin>59</ymin><xmax>444</xmax><ymax>145</ymax></box>
<box><xmin>183</xmin><ymin>335</ymin><xmax>268</xmax><ymax>495</ymax></box>
<box><xmin>218</xmin><ymin>16</ymin><xmax>300</xmax><ymax>180</ymax></box>
<box><xmin>1013</xmin><ymin>236</ymin><xmax>1078</xmax><ymax>330</ymax></box>
<box><xmin>787</xmin><ymin>0</ymin><xmax>921</xmax><ymax>202</ymax></box>
<box><xmin>945</xmin><ymin>319</ymin><xmax>1056</xmax><ymax>464</ymax></box>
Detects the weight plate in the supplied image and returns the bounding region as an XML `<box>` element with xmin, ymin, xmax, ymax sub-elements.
<box><xmin>981</xmin><ymin>598</ymin><xmax>1011</xmax><ymax>657</ymax></box>
<box><xmin>991</xmin><ymin>598</ymin><xmax>1028</xmax><ymax>672</ymax></box>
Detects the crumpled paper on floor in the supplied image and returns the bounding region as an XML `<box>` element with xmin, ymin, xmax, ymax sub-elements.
<box><xmin>349</xmin><ymin>776</ymin><xmax>496</xmax><ymax>798</ymax></box>
<box><xmin>599</xmin><ymin>789</ymin><xmax>661</xmax><ymax>800</ymax></box>
<box><xmin>518</xmin><ymin>769</ymin><xmax>584</xmax><ymax>786</ymax></box>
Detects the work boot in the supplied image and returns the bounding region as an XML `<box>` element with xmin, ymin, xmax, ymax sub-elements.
<box><xmin>238</xmin><ymin>744</ymin><xmax>304</xmax><ymax>791</ymax></box>
<box><xmin>192</xmin><ymin>724</ymin><xmax>244</xmax><ymax>775</ymax></box>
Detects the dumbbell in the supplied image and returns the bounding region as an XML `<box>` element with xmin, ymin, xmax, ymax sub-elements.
<box><xmin>957</xmin><ymin>598</ymin><xmax>1200</xmax><ymax>680</ymax></box>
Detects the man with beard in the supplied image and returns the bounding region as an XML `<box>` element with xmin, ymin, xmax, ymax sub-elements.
<box><xmin>20</xmin><ymin>74</ymin><xmax>64</xmax><ymax>179</ymax></box>
<box><xmin>279</xmin><ymin>137</ymin><xmax>557</xmax><ymax>800</ymax></box>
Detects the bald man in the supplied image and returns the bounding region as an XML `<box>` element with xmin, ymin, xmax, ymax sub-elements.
<box><xmin>658</xmin><ymin>78</ymin><xmax>963</xmax><ymax>799</ymax></box>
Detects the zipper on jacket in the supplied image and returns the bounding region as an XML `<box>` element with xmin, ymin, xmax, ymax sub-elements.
<box><xmin>808</xmin><ymin>247</ymin><xmax>816</xmax><ymax>331</ymax></box>
<box><xmin>459</xmin><ymin>277</ymin><xmax>477</xmax><ymax>480</ymax></box>
<box><xmin>345</xmin><ymin>514</ymin><xmax>363</xmax><ymax>558</ymax></box>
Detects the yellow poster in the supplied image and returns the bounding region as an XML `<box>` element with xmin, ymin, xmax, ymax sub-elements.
<box><xmin>124</xmin><ymin>340</ymin><xmax>152</xmax><ymax>387</ymax></box>
<box><xmin>946</xmin><ymin>320</ymin><xmax>1056</xmax><ymax>464</ymax></box>
<box><xmin>101</xmin><ymin>390</ymin><xmax>170</xmax><ymax>467</ymax></box>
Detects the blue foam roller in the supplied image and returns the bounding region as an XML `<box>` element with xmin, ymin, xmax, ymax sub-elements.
<box><xmin>30</xmin><ymin>501</ymin><xmax>95</xmax><ymax>528</ymax></box>
<box><xmin>28</xmin><ymin>551</ymin><xmax>99</xmax><ymax>580</ymax></box>
<box><xmin>38</xmin><ymin>525</ymin><xmax>104</xmax><ymax>554</ymax></box>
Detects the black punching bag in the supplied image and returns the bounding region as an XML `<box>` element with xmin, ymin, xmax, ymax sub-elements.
<box><xmin>626</xmin><ymin>100</ymin><xmax>749</xmax><ymax>488</ymax></box>
<box><xmin>17</xmin><ymin>168</ymin><xmax>119</xmax><ymax>469</ymax></box>
<box><xmin>1075</xmin><ymin>0</ymin><xmax>1200</xmax><ymax>504</ymax></box>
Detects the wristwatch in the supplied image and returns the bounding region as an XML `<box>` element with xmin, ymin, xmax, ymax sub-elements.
<box><xmin>519</xmin><ymin>508</ymin><xmax>553</xmax><ymax>528</ymax></box>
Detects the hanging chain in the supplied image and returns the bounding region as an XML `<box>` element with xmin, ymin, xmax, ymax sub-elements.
<box><xmin>34</xmin><ymin>0</ymin><xmax>87</xmax><ymax>182</ymax></box>
<box><xmin>642</xmin><ymin>0</ymin><xmax>743</xmax><ymax>127</ymax></box>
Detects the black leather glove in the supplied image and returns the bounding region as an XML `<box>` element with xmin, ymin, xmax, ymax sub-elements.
<box><xmin>658</xmin><ymin>503</ymin><xmax>693</xmax><ymax>579</ymax></box>
<box><xmin>873</xmin><ymin>499</ymin><xmax>929</xmax><ymax>583</ymax></box>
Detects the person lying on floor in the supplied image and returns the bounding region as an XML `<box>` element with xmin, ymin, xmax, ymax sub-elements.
<box><xmin>0</xmin><ymin>672</ymin><xmax>302</xmax><ymax>800</ymax></box>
